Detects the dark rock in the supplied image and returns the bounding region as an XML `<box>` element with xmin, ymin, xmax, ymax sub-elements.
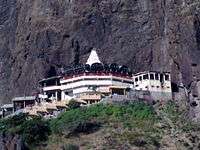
<box><xmin>0</xmin><ymin>133</ymin><xmax>27</xmax><ymax>150</ymax></box>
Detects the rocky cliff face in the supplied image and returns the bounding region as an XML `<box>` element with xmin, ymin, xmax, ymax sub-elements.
<box><xmin>0</xmin><ymin>134</ymin><xmax>25</xmax><ymax>150</ymax></box>
<box><xmin>1</xmin><ymin>0</ymin><xmax>200</xmax><ymax>117</ymax></box>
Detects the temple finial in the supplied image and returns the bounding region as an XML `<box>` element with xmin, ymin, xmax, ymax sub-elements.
<box><xmin>86</xmin><ymin>48</ymin><xmax>101</xmax><ymax>65</ymax></box>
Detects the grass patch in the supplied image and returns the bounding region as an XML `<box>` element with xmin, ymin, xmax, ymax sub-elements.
<box><xmin>50</xmin><ymin>102</ymin><xmax>157</xmax><ymax>136</ymax></box>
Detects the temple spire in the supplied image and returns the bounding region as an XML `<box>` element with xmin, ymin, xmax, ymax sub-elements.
<box><xmin>86</xmin><ymin>48</ymin><xmax>101</xmax><ymax>65</ymax></box>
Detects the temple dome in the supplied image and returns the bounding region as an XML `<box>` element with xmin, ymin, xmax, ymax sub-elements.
<box><xmin>86</xmin><ymin>48</ymin><xmax>101</xmax><ymax>65</ymax></box>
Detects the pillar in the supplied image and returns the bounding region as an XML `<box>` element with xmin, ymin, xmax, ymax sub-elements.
<box><xmin>55</xmin><ymin>91</ymin><xmax>58</xmax><ymax>101</ymax></box>
<box><xmin>2</xmin><ymin>109</ymin><xmax>4</xmax><ymax>118</ymax></box>
<box><xmin>13</xmin><ymin>103</ymin><xmax>15</xmax><ymax>112</ymax></box>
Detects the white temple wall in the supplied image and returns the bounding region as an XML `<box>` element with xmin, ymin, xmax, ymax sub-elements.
<box><xmin>60</xmin><ymin>80</ymin><xmax>113</xmax><ymax>90</ymax></box>
<box><xmin>135</xmin><ymin>80</ymin><xmax>151</xmax><ymax>91</ymax></box>
<box><xmin>43</xmin><ymin>86</ymin><xmax>61</xmax><ymax>91</ymax></box>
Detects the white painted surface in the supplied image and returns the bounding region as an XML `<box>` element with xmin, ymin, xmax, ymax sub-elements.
<box><xmin>60</xmin><ymin>75</ymin><xmax>133</xmax><ymax>99</ymax></box>
<box><xmin>86</xmin><ymin>48</ymin><xmax>101</xmax><ymax>65</ymax></box>
<box><xmin>38</xmin><ymin>94</ymin><xmax>48</xmax><ymax>99</ymax></box>
<box><xmin>133</xmin><ymin>72</ymin><xmax>172</xmax><ymax>99</ymax></box>
<box><xmin>43</xmin><ymin>86</ymin><xmax>61</xmax><ymax>91</ymax></box>
<box><xmin>42</xmin><ymin>71</ymin><xmax>172</xmax><ymax>101</ymax></box>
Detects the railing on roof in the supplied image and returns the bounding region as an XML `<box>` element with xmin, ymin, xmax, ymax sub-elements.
<box><xmin>12</xmin><ymin>96</ymin><xmax>36</xmax><ymax>102</ymax></box>
<box><xmin>61</xmin><ymin>72</ymin><xmax>132</xmax><ymax>81</ymax></box>
<box><xmin>1</xmin><ymin>104</ymin><xmax>14</xmax><ymax>109</ymax></box>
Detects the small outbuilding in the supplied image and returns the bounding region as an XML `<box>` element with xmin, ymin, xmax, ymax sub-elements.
<box><xmin>12</xmin><ymin>96</ymin><xmax>36</xmax><ymax>112</ymax></box>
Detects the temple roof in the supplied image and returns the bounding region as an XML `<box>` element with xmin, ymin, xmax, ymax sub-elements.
<box><xmin>86</xmin><ymin>48</ymin><xmax>101</xmax><ymax>65</ymax></box>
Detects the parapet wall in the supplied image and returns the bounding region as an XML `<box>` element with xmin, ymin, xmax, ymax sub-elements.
<box><xmin>101</xmin><ymin>90</ymin><xmax>172</xmax><ymax>104</ymax></box>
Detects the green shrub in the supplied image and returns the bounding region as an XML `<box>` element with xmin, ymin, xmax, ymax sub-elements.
<box><xmin>20</xmin><ymin>117</ymin><xmax>51</xmax><ymax>146</ymax></box>
<box><xmin>50</xmin><ymin>106</ymin><xmax>101</xmax><ymax>136</ymax></box>
<box><xmin>68</xmin><ymin>99</ymin><xmax>81</xmax><ymax>109</ymax></box>
<box><xmin>0</xmin><ymin>113</ymin><xmax>28</xmax><ymax>133</ymax></box>
<box><xmin>0</xmin><ymin>114</ymin><xmax>51</xmax><ymax>147</ymax></box>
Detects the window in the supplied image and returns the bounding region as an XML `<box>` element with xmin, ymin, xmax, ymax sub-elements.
<box><xmin>135</xmin><ymin>77</ymin><xmax>138</xmax><ymax>82</ymax></box>
<box><xmin>139</xmin><ymin>76</ymin><xmax>142</xmax><ymax>81</ymax></box>
<box><xmin>155</xmin><ymin>73</ymin><xmax>159</xmax><ymax>80</ymax></box>
<box><xmin>165</xmin><ymin>74</ymin><xmax>170</xmax><ymax>81</ymax></box>
<box><xmin>143</xmin><ymin>74</ymin><xmax>149</xmax><ymax>80</ymax></box>
<box><xmin>150</xmin><ymin>74</ymin><xmax>154</xmax><ymax>80</ymax></box>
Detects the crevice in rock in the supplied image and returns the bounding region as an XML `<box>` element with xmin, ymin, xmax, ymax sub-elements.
<box><xmin>71</xmin><ymin>39</ymin><xmax>80</xmax><ymax>65</ymax></box>
<box><xmin>194</xmin><ymin>14</ymin><xmax>200</xmax><ymax>50</ymax></box>
<box><xmin>45</xmin><ymin>66</ymin><xmax>57</xmax><ymax>78</ymax></box>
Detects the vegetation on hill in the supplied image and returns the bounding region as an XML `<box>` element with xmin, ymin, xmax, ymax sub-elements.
<box><xmin>1</xmin><ymin>101</ymin><xmax>200</xmax><ymax>149</ymax></box>
<box><xmin>0</xmin><ymin>114</ymin><xmax>51</xmax><ymax>147</ymax></box>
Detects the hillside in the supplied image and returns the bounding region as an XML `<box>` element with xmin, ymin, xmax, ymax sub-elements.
<box><xmin>1</xmin><ymin>101</ymin><xmax>200</xmax><ymax>150</ymax></box>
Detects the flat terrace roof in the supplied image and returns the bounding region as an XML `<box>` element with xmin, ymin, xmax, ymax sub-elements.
<box><xmin>12</xmin><ymin>96</ymin><xmax>36</xmax><ymax>102</ymax></box>
<box><xmin>1</xmin><ymin>104</ymin><xmax>13</xmax><ymax>109</ymax></box>
<box><xmin>38</xmin><ymin>76</ymin><xmax>61</xmax><ymax>83</ymax></box>
<box><xmin>109</xmin><ymin>86</ymin><xmax>130</xmax><ymax>89</ymax></box>
<box><xmin>61</xmin><ymin>73</ymin><xmax>133</xmax><ymax>81</ymax></box>
<box><xmin>133</xmin><ymin>71</ymin><xmax>171</xmax><ymax>76</ymax></box>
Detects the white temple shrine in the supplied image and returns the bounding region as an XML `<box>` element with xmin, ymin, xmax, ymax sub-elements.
<box><xmin>37</xmin><ymin>48</ymin><xmax>172</xmax><ymax>104</ymax></box>
<box><xmin>39</xmin><ymin>48</ymin><xmax>134</xmax><ymax>104</ymax></box>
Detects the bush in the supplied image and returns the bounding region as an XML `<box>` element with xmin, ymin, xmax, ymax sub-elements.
<box><xmin>20</xmin><ymin>117</ymin><xmax>51</xmax><ymax>146</ymax></box>
<box><xmin>0</xmin><ymin>113</ymin><xmax>28</xmax><ymax>133</ymax></box>
<box><xmin>68</xmin><ymin>99</ymin><xmax>81</xmax><ymax>109</ymax></box>
<box><xmin>50</xmin><ymin>107</ymin><xmax>101</xmax><ymax>136</ymax></box>
<box><xmin>0</xmin><ymin>115</ymin><xmax>51</xmax><ymax>147</ymax></box>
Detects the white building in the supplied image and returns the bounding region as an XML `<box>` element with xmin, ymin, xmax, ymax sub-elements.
<box><xmin>60</xmin><ymin>73</ymin><xmax>134</xmax><ymax>100</ymax></box>
<box><xmin>133</xmin><ymin>71</ymin><xmax>172</xmax><ymax>101</ymax></box>
<box><xmin>39</xmin><ymin>49</ymin><xmax>173</xmax><ymax>103</ymax></box>
<box><xmin>40</xmin><ymin>48</ymin><xmax>134</xmax><ymax>103</ymax></box>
